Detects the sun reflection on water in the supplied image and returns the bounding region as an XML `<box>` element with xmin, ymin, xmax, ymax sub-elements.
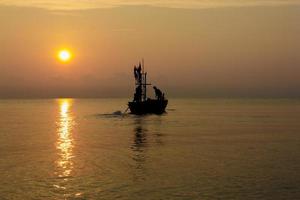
<box><xmin>56</xmin><ymin>99</ymin><xmax>75</xmax><ymax>178</ymax></box>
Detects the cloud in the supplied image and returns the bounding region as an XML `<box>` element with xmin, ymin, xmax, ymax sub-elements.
<box><xmin>0</xmin><ymin>0</ymin><xmax>300</xmax><ymax>10</ymax></box>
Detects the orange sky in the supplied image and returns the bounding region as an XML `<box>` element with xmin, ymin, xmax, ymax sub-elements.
<box><xmin>0</xmin><ymin>2</ymin><xmax>300</xmax><ymax>98</ymax></box>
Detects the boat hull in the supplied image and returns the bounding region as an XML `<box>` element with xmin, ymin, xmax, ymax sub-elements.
<box><xmin>128</xmin><ymin>99</ymin><xmax>168</xmax><ymax>115</ymax></box>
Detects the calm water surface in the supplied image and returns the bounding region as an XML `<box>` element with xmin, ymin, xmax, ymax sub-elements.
<box><xmin>0</xmin><ymin>98</ymin><xmax>300</xmax><ymax>200</ymax></box>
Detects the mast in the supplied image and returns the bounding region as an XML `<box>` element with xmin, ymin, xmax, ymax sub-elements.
<box><xmin>142</xmin><ymin>59</ymin><xmax>147</xmax><ymax>101</ymax></box>
<box><xmin>134</xmin><ymin>59</ymin><xmax>151</xmax><ymax>102</ymax></box>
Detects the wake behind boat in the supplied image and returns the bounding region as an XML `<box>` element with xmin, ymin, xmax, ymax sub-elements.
<box><xmin>128</xmin><ymin>60</ymin><xmax>168</xmax><ymax>115</ymax></box>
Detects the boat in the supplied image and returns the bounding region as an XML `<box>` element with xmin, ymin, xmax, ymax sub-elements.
<box><xmin>128</xmin><ymin>60</ymin><xmax>168</xmax><ymax>115</ymax></box>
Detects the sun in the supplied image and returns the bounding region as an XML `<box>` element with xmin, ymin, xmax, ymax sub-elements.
<box><xmin>57</xmin><ymin>49</ymin><xmax>72</xmax><ymax>62</ymax></box>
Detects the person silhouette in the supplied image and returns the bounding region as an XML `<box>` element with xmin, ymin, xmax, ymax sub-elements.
<box><xmin>153</xmin><ymin>86</ymin><xmax>162</xmax><ymax>100</ymax></box>
<box><xmin>134</xmin><ymin>85</ymin><xmax>142</xmax><ymax>102</ymax></box>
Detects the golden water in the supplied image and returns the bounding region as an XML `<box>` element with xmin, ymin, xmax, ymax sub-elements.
<box><xmin>0</xmin><ymin>98</ymin><xmax>300</xmax><ymax>199</ymax></box>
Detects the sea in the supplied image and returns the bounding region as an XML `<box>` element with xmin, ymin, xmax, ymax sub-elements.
<box><xmin>0</xmin><ymin>98</ymin><xmax>299</xmax><ymax>200</ymax></box>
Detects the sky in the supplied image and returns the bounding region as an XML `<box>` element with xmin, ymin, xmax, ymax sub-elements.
<box><xmin>0</xmin><ymin>0</ymin><xmax>300</xmax><ymax>98</ymax></box>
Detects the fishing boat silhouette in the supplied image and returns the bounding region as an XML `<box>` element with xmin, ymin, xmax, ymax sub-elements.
<box><xmin>127</xmin><ymin>60</ymin><xmax>168</xmax><ymax>115</ymax></box>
